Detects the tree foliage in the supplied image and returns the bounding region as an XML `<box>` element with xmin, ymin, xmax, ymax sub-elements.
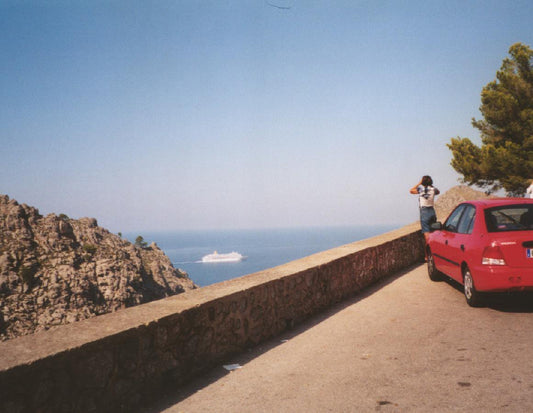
<box><xmin>448</xmin><ymin>42</ymin><xmax>533</xmax><ymax>196</ymax></box>
<box><xmin>135</xmin><ymin>235</ymin><xmax>148</xmax><ymax>248</ymax></box>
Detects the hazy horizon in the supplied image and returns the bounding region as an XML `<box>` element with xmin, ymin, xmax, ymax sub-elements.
<box><xmin>2</xmin><ymin>1</ymin><xmax>532</xmax><ymax>233</ymax></box>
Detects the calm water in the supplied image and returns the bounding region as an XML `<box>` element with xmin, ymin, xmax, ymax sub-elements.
<box><xmin>126</xmin><ymin>225</ymin><xmax>397</xmax><ymax>287</ymax></box>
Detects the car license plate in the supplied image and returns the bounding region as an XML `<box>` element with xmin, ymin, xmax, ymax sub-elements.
<box><xmin>528</xmin><ymin>248</ymin><xmax>533</xmax><ymax>258</ymax></box>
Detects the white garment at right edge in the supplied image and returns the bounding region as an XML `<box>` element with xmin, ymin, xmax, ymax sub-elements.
<box><xmin>527</xmin><ymin>183</ymin><xmax>533</xmax><ymax>198</ymax></box>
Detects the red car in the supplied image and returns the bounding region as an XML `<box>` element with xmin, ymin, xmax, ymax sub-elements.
<box><xmin>427</xmin><ymin>198</ymin><xmax>533</xmax><ymax>306</ymax></box>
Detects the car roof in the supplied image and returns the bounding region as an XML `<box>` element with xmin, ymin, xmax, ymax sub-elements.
<box><xmin>461</xmin><ymin>198</ymin><xmax>533</xmax><ymax>208</ymax></box>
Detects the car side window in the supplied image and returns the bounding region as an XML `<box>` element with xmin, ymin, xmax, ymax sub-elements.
<box><xmin>444</xmin><ymin>205</ymin><xmax>465</xmax><ymax>233</ymax></box>
<box><xmin>466</xmin><ymin>210</ymin><xmax>476</xmax><ymax>233</ymax></box>
<box><xmin>457</xmin><ymin>205</ymin><xmax>475</xmax><ymax>234</ymax></box>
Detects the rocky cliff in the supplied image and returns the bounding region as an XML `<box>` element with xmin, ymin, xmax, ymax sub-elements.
<box><xmin>0</xmin><ymin>195</ymin><xmax>196</xmax><ymax>341</ymax></box>
<box><xmin>434</xmin><ymin>185</ymin><xmax>491</xmax><ymax>219</ymax></box>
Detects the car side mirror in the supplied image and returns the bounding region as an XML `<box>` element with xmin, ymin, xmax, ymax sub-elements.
<box><xmin>430</xmin><ymin>222</ymin><xmax>442</xmax><ymax>232</ymax></box>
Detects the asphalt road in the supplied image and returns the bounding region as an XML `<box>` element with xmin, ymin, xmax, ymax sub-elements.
<box><xmin>147</xmin><ymin>264</ymin><xmax>533</xmax><ymax>413</ymax></box>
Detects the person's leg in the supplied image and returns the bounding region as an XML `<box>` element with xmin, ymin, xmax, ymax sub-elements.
<box><xmin>419</xmin><ymin>207</ymin><xmax>435</xmax><ymax>260</ymax></box>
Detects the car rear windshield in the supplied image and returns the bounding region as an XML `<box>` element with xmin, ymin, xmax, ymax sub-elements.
<box><xmin>485</xmin><ymin>205</ymin><xmax>533</xmax><ymax>232</ymax></box>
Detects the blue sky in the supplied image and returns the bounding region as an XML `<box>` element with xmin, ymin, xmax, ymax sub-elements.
<box><xmin>1</xmin><ymin>0</ymin><xmax>532</xmax><ymax>232</ymax></box>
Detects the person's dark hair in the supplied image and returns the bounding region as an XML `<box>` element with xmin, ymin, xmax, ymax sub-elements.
<box><xmin>421</xmin><ymin>175</ymin><xmax>433</xmax><ymax>187</ymax></box>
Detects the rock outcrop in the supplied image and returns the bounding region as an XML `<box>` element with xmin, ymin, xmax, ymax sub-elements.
<box><xmin>434</xmin><ymin>185</ymin><xmax>491</xmax><ymax>219</ymax></box>
<box><xmin>0</xmin><ymin>195</ymin><xmax>196</xmax><ymax>341</ymax></box>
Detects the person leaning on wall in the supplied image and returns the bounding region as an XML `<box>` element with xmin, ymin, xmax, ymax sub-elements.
<box><xmin>410</xmin><ymin>175</ymin><xmax>440</xmax><ymax>249</ymax></box>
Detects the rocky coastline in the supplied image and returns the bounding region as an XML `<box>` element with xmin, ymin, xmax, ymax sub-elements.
<box><xmin>0</xmin><ymin>185</ymin><xmax>487</xmax><ymax>341</ymax></box>
<box><xmin>0</xmin><ymin>195</ymin><xmax>196</xmax><ymax>341</ymax></box>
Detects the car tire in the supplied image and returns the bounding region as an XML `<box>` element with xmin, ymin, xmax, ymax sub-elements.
<box><xmin>427</xmin><ymin>250</ymin><xmax>442</xmax><ymax>281</ymax></box>
<box><xmin>463</xmin><ymin>267</ymin><xmax>483</xmax><ymax>307</ymax></box>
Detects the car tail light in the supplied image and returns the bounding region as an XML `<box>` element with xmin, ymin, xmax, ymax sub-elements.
<box><xmin>482</xmin><ymin>245</ymin><xmax>507</xmax><ymax>266</ymax></box>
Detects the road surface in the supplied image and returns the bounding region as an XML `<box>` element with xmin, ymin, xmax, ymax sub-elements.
<box><xmin>146</xmin><ymin>264</ymin><xmax>533</xmax><ymax>412</ymax></box>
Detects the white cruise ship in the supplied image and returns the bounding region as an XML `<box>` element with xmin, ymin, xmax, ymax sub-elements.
<box><xmin>201</xmin><ymin>251</ymin><xmax>244</xmax><ymax>263</ymax></box>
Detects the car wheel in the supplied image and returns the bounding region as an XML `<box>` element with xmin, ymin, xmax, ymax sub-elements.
<box><xmin>427</xmin><ymin>250</ymin><xmax>441</xmax><ymax>281</ymax></box>
<box><xmin>463</xmin><ymin>267</ymin><xmax>483</xmax><ymax>307</ymax></box>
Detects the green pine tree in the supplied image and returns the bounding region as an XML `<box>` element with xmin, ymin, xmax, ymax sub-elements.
<box><xmin>448</xmin><ymin>42</ymin><xmax>533</xmax><ymax>196</ymax></box>
<box><xmin>135</xmin><ymin>235</ymin><xmax>148</xmax><ymax>248</ymax></box>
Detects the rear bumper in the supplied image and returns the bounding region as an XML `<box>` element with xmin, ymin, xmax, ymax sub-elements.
<box><xmin>471</xmin><ymin>265</ymin><xmax>533</xmax><ymax>292</ymax></box>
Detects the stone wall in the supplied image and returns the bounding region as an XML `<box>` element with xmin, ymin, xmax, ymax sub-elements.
<box><xmin>0</xmin><ymin>223</ymin><xmax>424</xmax><ymax>413</ymax></box>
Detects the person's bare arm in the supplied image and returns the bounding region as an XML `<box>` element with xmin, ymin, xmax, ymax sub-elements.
<box><xmin>409</xmin><ymin>181</ymin><xmax>421</xmax><ymax>194</ymax></box>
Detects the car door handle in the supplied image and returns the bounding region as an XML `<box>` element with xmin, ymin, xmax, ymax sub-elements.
<box><xmin>460</xmin><ymin>244</ymin><xmax>465</xmax><ymax>252</ymax></box>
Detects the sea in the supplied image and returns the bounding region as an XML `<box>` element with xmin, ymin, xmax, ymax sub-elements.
<box><xmin>125</xmin><ymin>225</ymin><xmax>397</xmax><ymax>287</ymax></box>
